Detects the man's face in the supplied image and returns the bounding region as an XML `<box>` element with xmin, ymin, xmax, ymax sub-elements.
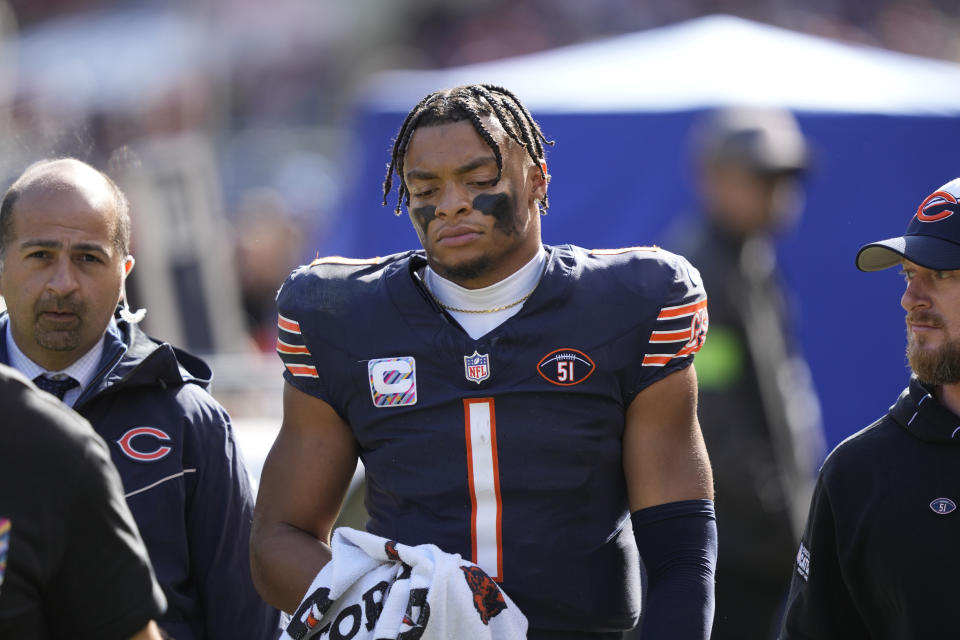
<box><xmin>703</xmin><ymin>163</ymin><xmax>802</xmax><ymax>237</ymax></box>
<box><xmin>900</xmin><ymin>259</ymin><xmax>960</xmax><ymax>385</ymax></box>
<box><xmin>402</xmin><ymin>118</ymin><xmax>546</xmax><ymax>289</ymax></box>
<box><xmin>0</xmin><ymin>177</ymin><xmax>131</xmax><ymax>371</ymax></box>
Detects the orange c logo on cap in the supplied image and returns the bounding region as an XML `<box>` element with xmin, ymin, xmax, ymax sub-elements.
<box><xmin>916</xmin><ymin>191</ymin><xmax>957</xmax><ymax>222</ymax></box>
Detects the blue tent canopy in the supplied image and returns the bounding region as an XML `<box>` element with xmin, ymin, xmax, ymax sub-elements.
<box><xmin>330</xmin><ymin>15</ymin><xmax>960</xmax><ymax>451</ymax></box>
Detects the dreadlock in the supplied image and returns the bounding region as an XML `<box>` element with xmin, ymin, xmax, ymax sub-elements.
<box><xmin>382</xmin><ymin>84</ymin><xmax>554</xmax><ymax>216</ymax></box>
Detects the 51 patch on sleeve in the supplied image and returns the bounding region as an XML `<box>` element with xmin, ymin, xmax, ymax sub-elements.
<box><xmin>537</xmin><ymin>349</ymin><xmax>596</xmax><ymax>386</ymax></box>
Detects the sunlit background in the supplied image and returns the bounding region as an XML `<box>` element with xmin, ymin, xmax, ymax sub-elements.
<box><xmin>2</xmin><ymin>0</ymin><xmax>960</xmax><ymax>486</ymax></box>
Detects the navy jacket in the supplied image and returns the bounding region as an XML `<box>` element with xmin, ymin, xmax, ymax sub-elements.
<box><xmin>0</xmin><ymin>312</ymin><xmax>280</xmax><ymax>640</ymax></box>
<box><xmin>780</xmin><ymin>377</ymin><xmax>960</xmax><ymax>639</ymax></box>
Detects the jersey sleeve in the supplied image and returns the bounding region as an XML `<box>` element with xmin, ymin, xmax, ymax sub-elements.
<box><xmin>625</xmin><ymin>252</ymin><xmax>709</xmax><ymax>400</ymax></box>
<box><xmin>275</xmin><ymin>268</ymin><xmax>334</xmax><ymax>405</ymax></box>
<box><xmin>778</xmin><ymin>472</ymin><xmax>869</xmax><ymax>639</ymax></box>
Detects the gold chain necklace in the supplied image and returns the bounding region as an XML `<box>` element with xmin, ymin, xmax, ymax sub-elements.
<box><xmin>424</xmin><ymin>258</ymin><xmax>546</xmax><ymax>314</ymax></box>
<box><xmin>431</xmin><ymin>287</ymin><xmax>536</xmax><ymax>314</ymax></box>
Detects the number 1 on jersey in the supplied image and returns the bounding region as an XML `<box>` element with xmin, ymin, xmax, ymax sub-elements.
<box><xmin>463</xmin><ymin>397</ymin><xmax>503</xmax><ymax>581</ymax></box>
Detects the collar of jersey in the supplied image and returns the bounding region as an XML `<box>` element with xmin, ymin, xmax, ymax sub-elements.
<box><xmin>388</xmin><ymin>244</ymin><xmax>577</xmax><ymax>345</ymax></box>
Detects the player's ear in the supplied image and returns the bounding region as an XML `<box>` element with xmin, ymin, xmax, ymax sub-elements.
<box><xmin>528</xmin><ymin>160</ymin><xmax>548</xmax><ymax>203</ymax></box>
<box><xmin>123</xmin><ymin>255</ymin><xmax>135</xmax><ymax>276</ymax></box>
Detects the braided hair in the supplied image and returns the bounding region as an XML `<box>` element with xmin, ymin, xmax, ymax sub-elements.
<box><xmin>382</xmin><ymin>84</ymin><xmax>553</xmax><ymax>216</ymax></box>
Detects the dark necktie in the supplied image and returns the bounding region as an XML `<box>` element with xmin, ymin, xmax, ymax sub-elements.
<box><xmin>33</xmin><ymin>374</ymin><xmax>79</xmax><ymax>401</ymax></box>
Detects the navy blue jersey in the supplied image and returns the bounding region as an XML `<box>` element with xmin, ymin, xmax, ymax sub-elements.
<box><xmin>276</xmin><ymin>244</ymin><xmax>707</xmax><ymax>633</ymax></box>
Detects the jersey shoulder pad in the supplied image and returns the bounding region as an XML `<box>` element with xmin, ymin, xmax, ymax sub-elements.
<box><xmin>274</xmin><ymin>252</ymin><xmax>413</xmax><ymax>383</ymax></box>
<box><xmin>588</xmin><ymin>245</ymin><xmax>662</xmax><ymax>257</ymax></box>
<box><xmin>276</xmin><ymin>251</ymin><xmax>411</xmax><ymax>316</ymax></box>
<box><xmin>574</xmin><ymin>245</ymin><xmax>708</xmax><ymax>368</ymax></box>
<box><xmin>581</xmin><ymin>244</ymin><xmax>705</xmax><ymax>306</ymax></box>
<box><xmin>309</xmin><ymin>255</ymin><xmax>382</xmax><ymax>267</ymax></box>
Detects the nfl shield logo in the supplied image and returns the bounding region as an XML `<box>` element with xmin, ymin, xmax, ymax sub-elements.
<box><xmin>464</xmin><ymin>351</ymin><xmax>491</xmax><ymax>384</ymax></box>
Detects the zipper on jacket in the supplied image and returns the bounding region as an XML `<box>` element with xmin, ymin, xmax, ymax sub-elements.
<box><xmin>74</xmin><ymin>342</ymin><xmax>128</xmax><ymax>410</ymax></box>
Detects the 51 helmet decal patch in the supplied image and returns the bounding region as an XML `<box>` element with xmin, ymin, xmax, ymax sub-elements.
<box><xmin>537</xmin><ymin>348</ymin><xmax>596</xmax><ymax>386</ymax></box>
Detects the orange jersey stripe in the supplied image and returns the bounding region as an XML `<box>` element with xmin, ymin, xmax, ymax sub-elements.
<box><xmin>464</xmin><ymin>401</ymin><xmax>480</xmax><ymax>572</ymax></box>
<box><xmin>657</xmin><ymin>298</ymin><xmax>708</xmax><ymax>320</ymax></box>
<box><xmin>642</xmin><ymin>354</ymin><xmax>672</xmax><ymax>366</ymax></box>
<box><xmin>276</xmin><ymin>339</ymin><xmax>311</xmax><ymax>355</ymax></box>
<box><xmin>650</xmin><ymin>329</ymin><xmax>693</xmax><ymax>343</ymax></box>
<box><xmin>463</xmin><ymin>398</ymin><xmax>504</xmax><ymax>582</ymax></box>
<box><xmin>285</xmin><ymin>363</ymin><xmax>317</xmax><ymax>377</ymax></box>
<box><xmin>675</xmin><ymin>340</ymin><xmax>704</xmax><ymax>358</ymax></box>
<box><xmin>277</xmin><ymin>315</ymin><xmax>300</xmax><ymax>333</ymax></box>
<box><xmin>488</xmin><ymin>401</ymin><xmax>504</xmax><ymax>581</ymax></box>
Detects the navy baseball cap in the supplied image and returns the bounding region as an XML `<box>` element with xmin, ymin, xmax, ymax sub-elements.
<box><xmin>856</xmin><ymin>177</ymin><xmax>960</xmax><ymax>272</ymax></box>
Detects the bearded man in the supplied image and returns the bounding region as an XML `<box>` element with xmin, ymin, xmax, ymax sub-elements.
<box><xmin>779</xmin><ymin>177</ymin><xmax>960</xmax><ymax>639</ymax></box>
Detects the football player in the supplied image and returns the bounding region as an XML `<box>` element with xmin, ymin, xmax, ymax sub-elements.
<box><xmin>252</xmin><ymin>84</ymin><xmax>717</xmax><ymax>639</ymax></box>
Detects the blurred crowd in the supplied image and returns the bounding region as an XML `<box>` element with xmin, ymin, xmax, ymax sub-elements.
<box><xmin>0</xmin><ymin>0</ymin><xmax>957</xmax><ymax>406</ymax></box>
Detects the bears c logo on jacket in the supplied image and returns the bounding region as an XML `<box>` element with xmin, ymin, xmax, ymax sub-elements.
<box><xmin>116</xmin><ymin>427</ymin><xmax>173</xmax><ymax>462</ymax></box>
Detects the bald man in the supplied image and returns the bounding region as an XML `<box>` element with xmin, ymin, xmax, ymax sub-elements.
<box><xmin>0</xmin><ymin>158</ymin><xmax>280</xmax><ymax>640</ymax></box>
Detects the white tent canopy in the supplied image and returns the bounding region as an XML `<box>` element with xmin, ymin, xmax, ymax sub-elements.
<box><xmin>344</xmin><ymin>15</ymin><xmax>960</xmax><ymax>453</ymax></box>
<box><xmin>361</xmin><ymin>14</ymin><xmax>960</xmax><ymax>115</ymax></box>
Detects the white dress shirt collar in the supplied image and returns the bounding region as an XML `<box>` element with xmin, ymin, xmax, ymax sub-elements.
<box><xmin>5</xmin><ymin>321</ymin><xmax>109</xmax><ymax>407</ymax></box>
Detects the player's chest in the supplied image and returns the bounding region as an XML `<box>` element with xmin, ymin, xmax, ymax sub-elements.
<box><xmin>343</xmin><ymin>323</ymin><xmax>623</xmax><ymax>409</ymax></box>
<box><xmin>337</xmin><ymin>324</ymin><xmax>628</xmax><ymax>446</ymax></box>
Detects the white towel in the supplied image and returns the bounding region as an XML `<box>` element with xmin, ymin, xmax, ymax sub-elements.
<box><xmin>280</xmin><ymin>527</ymin><xmax>528</xmax><ymax>640</ymax></box>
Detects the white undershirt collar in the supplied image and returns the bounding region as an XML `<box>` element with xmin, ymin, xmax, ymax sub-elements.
<box><xmin>424</xmin><ymin>247</ymin><xmax>546</xmax><ymax>340</ymax></box>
